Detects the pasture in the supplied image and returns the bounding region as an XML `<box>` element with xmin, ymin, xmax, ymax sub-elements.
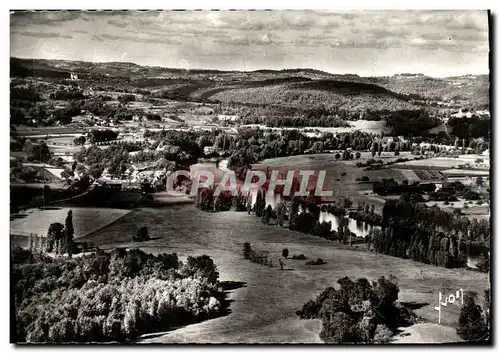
<box><xmin>79</xmin><ymin>206</ymin><xmax>489</xmax><ymax>343</ymax></box>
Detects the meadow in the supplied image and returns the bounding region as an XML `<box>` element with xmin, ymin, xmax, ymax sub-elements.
<box><xmin>78</xmin><ymin>206</ymin><xmax>489</xmax><ymax>343</ymax></box>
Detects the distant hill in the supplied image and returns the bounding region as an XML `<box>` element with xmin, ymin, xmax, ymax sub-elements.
<box><xmin>11</xmin><ymin>57</ymin><xmax>489</xmax><ymax>109</ymax></box>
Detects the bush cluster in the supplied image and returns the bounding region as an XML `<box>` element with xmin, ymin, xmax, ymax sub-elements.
<box><xmin>296</xmin><ymin>275</ymin><xmax>418</xmax><ymax>343</ymax></box>
<box><xmin>241</xmin><ymin>243</ymin><xmax>273</xmax><ymax>267</ymax></box>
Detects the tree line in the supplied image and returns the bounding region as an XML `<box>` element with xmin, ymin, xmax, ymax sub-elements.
<box><xmin>370</xmin><ymin>198</ymin><xmax>490</xmax><ymax>269</ymax></box>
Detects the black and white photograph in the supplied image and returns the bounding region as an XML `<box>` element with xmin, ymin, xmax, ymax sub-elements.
<box><xmin>9</xmin><ymin>9</ymin><xmax>492</xmax><ymax>344</ymax></box>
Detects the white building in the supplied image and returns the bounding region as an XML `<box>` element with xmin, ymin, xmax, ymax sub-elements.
<box><xmin>218</xmin><ymin>115</ymin><xmax>239</xmax><ymax>122</ymax></box>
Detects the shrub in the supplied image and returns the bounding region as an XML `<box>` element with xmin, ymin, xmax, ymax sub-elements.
<box><xmin>476</xmin><ymin>254</ymin><xmax>490</xmax><ymax>273</ymax></box>
<box><xmin>181</xmin><ymin>255</ymin><xmax>219</xmax><ymax>285</ymax></box>
<box><xmin>373</xmin><ymin>324</ymin><xmax>393</xmax><ymax>344</ymax></box>
<box><xmin>306</xmin><ymin>258</ymin><xmax>327</xmax><ymax>265</ymax></box>
<box><xmin>320</xmin><ymin>312</ymin><xmax>356</xmax><ymax>343</ymax></box>
<box><xmin>282</xmin><ymin>248</ymin><xmax>289</xmax><ymax>259</ymax></box>
<box><xmin>243</xmin><ymin>242</ymin><xmax>252</xmax><ymax>259</ymax></box>
<box><xmin>132</xmin><ymin>227</ymin><xmax>150</xmax><ymax>242</ymax></box>
<box><xmin>361</xmin><ymin>176</ymin><xmax>370</xmax><ymax>182</ymax></box>
<box><xmin>292</xmin><ymin>254</ymin><xmax>307</xmax><ymax>260</ymax></box>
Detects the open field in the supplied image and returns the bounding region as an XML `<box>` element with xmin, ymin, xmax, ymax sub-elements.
<box><xmin>441</xmin><ymin>169</ymin><xmax>490</xmax><ymax>177</ymax></box>
<box><xmin>45</xmin><ymin>135</ymin><xmax>80</xmax><ymax>146</ymax></box>
<box><xmin>77</xmin><ymin>206</ymin><xmax>489</xmax><ymax>343</ymax></box>
<box><xmin>400</xmin><ymin>157</ymin><xmax>489</xmax><ymax>170</ymax></box>
<box><xmin>10</xmin><ymin>206</ymin><xmax>130</xmax><ymax>240</ymax></box>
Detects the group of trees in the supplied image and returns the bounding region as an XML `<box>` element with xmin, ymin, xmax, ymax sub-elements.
<box><xmin>384</xmin><ymin>109</ymin><xmax>440</xmax><ymax>137</ymax></box>
<box><xmin>74</xmin><ymin>145</ymin><xmax>127</xmax><ymax>178</ymax></box>
<box><xmin>296</xmin><ymin>275</ymin><xmax>418</xmax><ymax>343</ymax></box>
<box><xmin>49</xmin><ymin>89</ymin><xmax>85</xmax><ymax>100</ymax></box>
<box><xmin>22</xmin><ymin>140</ymin><xmax>51</xmax><ymax>163</ymax></box>
<box><xmin>457</xmin><ymin>290</ymin><xmax>490</xmax><ymax>342</ymax></box>
<box><xmin>42</xmin><ymin>210</ymin><xmax>75</xmax><ymax>255</ymax></box>
<box><xmin>428</xmin><ymin>181</ymin><xmax>482</xmax><ymax>203</ymax></box>
<box><xmin>371</xmin><ymin>198</ymin><xmax>490</xmax><ymax>269</ymax></box>
<box><xmin>226</xmin><ymin>128</ymin><xmax>387</xmax><ymax>176</ymax></box>
<box><xmin>372</xmin><ymin>179</ymin><xmax>436</xmax><ymax>197</ymax></box>
<box><xmin>240</xmin><ymin>115</ymin><xmax>351</xmax><ymax>128</ymax></box>
<box><xmin>448</xmin><ymin>116</ymin><xmax>490</xmax><ymax>140</ymax></box>
<box><xmin>73</xmin><ymin>129</ymin><xmax>208</xmax><ymax>181</ymax></box>
<box><xmin>241</xmin><ymin>242</ymin><xmax>274</xmax><ymax>267</ymax></box>
<box><xmin>88</xmin><ymin>129</ymin><xmax>119</xmax><ymax>143</ymax></box>
<box><xmin>13</xmin><ymin>248</ymin><xmax>225</xmax><ymax>342</ymax></box>
<box><xmin>73</xmin><ymin>136</ymin><xmax>86</xmax><ymax>146</ymax></box>
<box><xmin>117</xmin><ymin>94</ymin><xmax>136</xmax><ymax>105</ymax></box>
<box><xmin>194</xmin><ymin>185</ymin><xmax>248</xmax><ymax>213</ymax></box>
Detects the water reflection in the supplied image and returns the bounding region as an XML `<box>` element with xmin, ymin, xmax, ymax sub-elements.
<box><xmin>318</xmin><ymin>210</ymin><xmax>380</xmax><ymax>238</ymax></box>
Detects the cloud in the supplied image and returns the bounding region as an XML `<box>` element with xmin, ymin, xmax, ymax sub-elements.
<box><xmin>11</xmin><ymin>11</ymin><xmax>80</xmax><ymax>27</ymax></box>
<box><xmin>10</xmin><ymin>10</ymin><xmax>489</xmax><ymax>76</ymax></box>
<box><xmin>11</xmin><ymin>31</ymin><xmax>73</xmax><ymax>39</ymax></box>
<box><xmin>92</xmin><ymin>33</ymin><xmax>181</xmax><ymax>45</ymax></box>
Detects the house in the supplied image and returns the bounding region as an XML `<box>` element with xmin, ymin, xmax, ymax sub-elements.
<box><xmin>217</xmin><ymin>114</ymin><xmax>239</xmax><ymax>122</ymax></box>
<box><xmin>204</xmin><ymin>146</ymin><xmax>218</xmax><ymax>155</ymax></box>
<box><xmin>451</xmin><ymin>109</ymin><xmax>474</xmax><ymax>119</ymax></box>
<box><xmin>101</xmin><ymin>168</ymin><xmax>113</xmax><ymax>181</ymax></box>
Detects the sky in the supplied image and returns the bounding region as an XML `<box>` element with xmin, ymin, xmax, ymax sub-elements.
<box><xmin>10</xmin><ymin>10</ymin><xmax>490</xmax><ymax>77</ymax></box>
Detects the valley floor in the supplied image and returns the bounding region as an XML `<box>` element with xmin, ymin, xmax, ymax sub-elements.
<box><xmin>80</xmin><ymin>206</ymin><xmax>489</xmax><ymax>344</ymax></box>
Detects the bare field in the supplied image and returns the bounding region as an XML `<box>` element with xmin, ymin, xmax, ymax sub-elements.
<box><xmin>79</xmin><ymin>206</ymin><xmax>488</xmax><ymax>343</ymax></box>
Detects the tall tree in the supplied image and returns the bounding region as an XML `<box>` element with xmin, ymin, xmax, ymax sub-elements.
<box><xmin>64</xmin><ymin>210</ymin><xmax>74</xmax><ymax>256</ymax></box>
<box><xmin>45</xmin><ymin>222</ymin><xmax>65</xmax><ymax>254</ymax></box>
<box><xmin>457</xmin><ymin>291</ymin><xmax>489</xmax><ymax>342</ymax></box>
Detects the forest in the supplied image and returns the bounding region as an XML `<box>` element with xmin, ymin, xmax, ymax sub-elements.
<box><xmin>13</xmin><ymin>248</ymin><xmax>226</xmax><ymax>343</ymax></box>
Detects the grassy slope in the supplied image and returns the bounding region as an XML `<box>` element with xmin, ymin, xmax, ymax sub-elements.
<box><xmin>79</xmin><ymin>206</ymin><xmax>488</xmax><ymax>343</ymax></box>
<box><xmin>10</xmin><ymin>207</ymin><xmax>130</xmax><ymax>242</ymax></box>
